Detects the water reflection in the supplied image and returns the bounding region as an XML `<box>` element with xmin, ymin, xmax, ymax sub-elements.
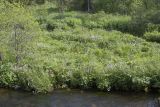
<box><xmin>0</xmin><ymin>89</ymin><xmax>159</xmax><ymax>107</ymax></box>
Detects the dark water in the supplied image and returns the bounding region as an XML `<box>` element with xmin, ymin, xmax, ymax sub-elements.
<box><xmin>0</xmin><ymin>89</ymin><xmax>159</xmax><ymax>107</ymax></box>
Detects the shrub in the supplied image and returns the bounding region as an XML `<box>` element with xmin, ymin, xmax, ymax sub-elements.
<box><xmin>0</xmin><ymin>1</ymin><xmax>55</xmax><ymax>93</ymax></box>
<box><xmin>0</xmin><ymin>63</ymin><xmax>17</xmax><ymax>87</ymax></box>
<box><xmin>16</xmin><ymin>69</ymin><xmax>53</xmax><ymax>93</ymax></box>
<box><xmin>145</xmin><ymin>10</ymin><xmax>160</xmax><ymax>24</ymax></box>
<box><xmin>146</xmin><ymin>23</ymin><xmax>160</xmax><ymax>32</ymax></box>
<box><xmin>63</xmin><ymin>17</ymin><xmax>82</xmax><ymax>28</ymax></box>
<box><xmin>144</xmin><ymin>31</ymin><xmax>160</xmax><ymax>43</ymax></box>
<box><xmin>38</xmin><ymin>27</ymin><xmax>160</xmax><ymax>92</ymax></box>
<box><xmin>0</xmin><ymin>1</ymin><xmax>41</xmax><ymax>65</ymax></box>
<box><xmin>6</xmin><ymin>0</ymin><xmax>45</xmax><ymax>5</ymax></box>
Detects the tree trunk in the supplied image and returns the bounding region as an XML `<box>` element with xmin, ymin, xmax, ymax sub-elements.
<box><xmin>13</xmin><ymin>24</ymin><xmax>24</xmax><ymax>66</ymax></box>
<box><xmin>0</xmin><ymin>52</ymin><xmax>3</xmax><ymax>62</ymax></box>
<box><xmin>143</xmin><ymin>1</ymin><xmax>148</xmax><ymax>9</ymax></box>
<box><xmin>82</xmin><ymin>0</ymin><xmax>92</xmax><ymax>12</ymax></box>
<box><xmin>58</xmin><ymin>0</ymin><xmax>64</xmax><ymax>13</ymax></box>
<box><xmin>87</xmin><ymin>0</ymin><xmax>90</xmax><ymax>12</ymax></box>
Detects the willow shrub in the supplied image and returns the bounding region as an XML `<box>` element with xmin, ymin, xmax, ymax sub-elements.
<box><xmin>36</xmin><ymin>8</ymin><xmax>146</xmax><ymax>36</ymax></box>
<box><xmin>144</xmin><ymin>31</ymin><xmax>160</xmax><ymax>43</ymax></box>
<box><xmin>0</xmin><ymin>63</ymin><xmax>17</xmax><ymax>87</ymax></box>
<box><xmin>16</xmin><ymin>68</ymin><xmax>53</xmax><ymax>93</ymax></box>
<box><xmin>38</xmin><ymin>27</ymin><xmax>160</xmax><ymax>92</ymax></box>
<box><xmin>34</xmin><ymin>7</ymin><xmax>132</xmax><ymax>33</ymax></box>
<box><xmin>6</xmin><ymin>0</ymin><xmax>45</xmax><ymax>5</ymax></box>
<box><xmin>35</xmin><ymin>3</ymin><xmax>160</xmax><ymax>37</ymax></box>
<box><xmin>0</xmin><ymin>1</ymin><xmax>54</xmax><ymax>93</ymax></box>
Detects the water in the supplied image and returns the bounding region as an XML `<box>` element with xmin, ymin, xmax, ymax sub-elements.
<box><xmin>0</xmin><ymin>89</ymin><xmax>159</xmax><ymax>107</ymax></box>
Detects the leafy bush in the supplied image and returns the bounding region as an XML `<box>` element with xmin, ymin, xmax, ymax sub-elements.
<box><xmin>63</xmin><ymin>17</ymin><xmax>82</xmax><ymax>28</ymax></box>
<box><xmin>35</xmin><ymin>8</ymin><xmax>132</xmax><ymax>34</ymax></box>
<box><xmin>0</xmin><ymin>63</ymin><xmax>17</xmax><ymax>87</ymax></box>
<box><xmin>6</xmin><ymin>0</ymin><xmax>45</xmax><ymax>5</ymax></box>
<box><xmin>144</xmin><ymin>31</ymin><xmax>160</xmax><ymax>43</ymax></box>
<box><xmin>36</xmin><ymin>26</ymin><xmax>160</xmax><ymax>92</ymax></box>
<box><xmin>0</xmin><ymin>1</ymin><xmax>55</xmax><ymax>93</ymax></box>
<box><xmin>0</xmin><ymin>1</ymin><xmax>41</xmax><ymax>65</ymax></box>
<box><xmin>16</xmin><ymin>69</ymin><xmax>53</xmax><ymax>93</ymax></box>
<box><xmin>146</xmin><ymin>23</ymin><xmax>160</xmax><ymax>32</ymax></box>
<box><xmin>145</xmin><ymin>10</ymin><xmax>160</xmax><ymax>24</ymax></box>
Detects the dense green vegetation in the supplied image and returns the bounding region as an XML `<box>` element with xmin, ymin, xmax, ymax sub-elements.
<box><xmin>0</xmin><ymin>0</ymin><xmax>160</xmax><ymax>93</ymax></box>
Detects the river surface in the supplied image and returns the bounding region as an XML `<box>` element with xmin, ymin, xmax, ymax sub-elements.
<box><xmin>0</xmin><ymin>89</ymin><xmax>159</xmax><ymax>107</ymax></box>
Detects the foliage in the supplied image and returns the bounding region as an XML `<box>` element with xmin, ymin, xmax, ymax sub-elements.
<box><xmin>0</xmin><ymin>63</ymin><xmax>17</xmax><ymax>87</ymax></box>
<box><xmin>0</xmin><ymin>1</ymin><xmax>54</xmax><ymax>93</ymax></box>
<box><xmin>16</xmin><ymin>68</ymin><xmax>53</xmax><ymax>93</ymax></box>
<box><xmin>1</xmin><ymin>1</ymin><xmax>160</xmax><ymax>93</ymax></box>
<box><xmin>6</xmin><ymin>0</ymin><xmax>45</xmax><ymax>5</ymax></box>
<box><xmin>36</xmin><ymin>25</ymin><xmax>160</xmax><ymax>92</ymax></box>
<box><xmin>144</xmin><ymin>31</ymin><xmax>160</xmax><ymax>43</ymax></box>
<box><xmin>61</xmin><ymin>0</ymin><xmax>160</xmax><ymax>14</ymax></box>
<box><xmin>0</xmin><ymin>1</ymin><xmax>40</xmax><ymax>65</ymax></box>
